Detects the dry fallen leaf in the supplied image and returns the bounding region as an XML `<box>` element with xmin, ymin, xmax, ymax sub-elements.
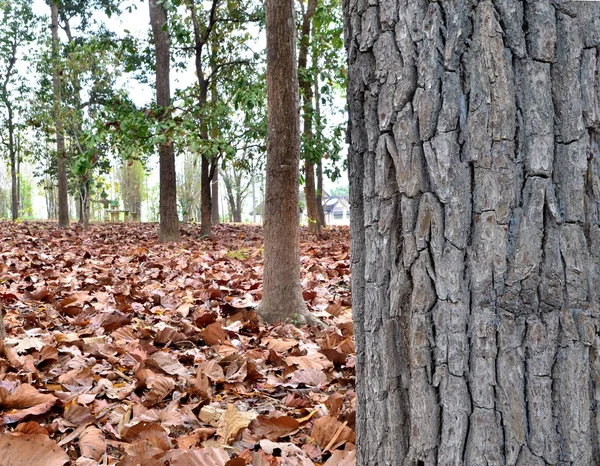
<box><xmin>166</xmin><ymin>447</ymin><xmax>231</xmax><ymax>466</ymax></box>
<box><xmin>216</xmin><ymin>404</ymin><xmax>256</xmax><ymax>445</ymax></box>
<box><xmin>323</xmin><ymin>449</ymin><xmax>356</xmax><ymax>465</ymax></box>
<box><xmin>0</xmin><ymin>223</ymin><xmax>354</xmax><ymax>465</ymax></box>
<box><xmin>250</xmin><ymin>415</ymin><xmax>300</xmax><ymax>441</ymax></box>
<box><xmin>79</xmin><ymin>426</ymin><xmax>107</xmax><ymax>461</ymax></box>
<box><xmin>0</xmin><ymin>383</ymin><xmax>57</xmax><ymax>423</ymax></box>
<box><xmin>311</xmin><ymin>416</ymin><xmax>356</xmax><ymax>451</ymax></box>
<box><xmin>0</xmin><ymin>433</ymin><xmax>69</xmax><ymax>466</ymax></box>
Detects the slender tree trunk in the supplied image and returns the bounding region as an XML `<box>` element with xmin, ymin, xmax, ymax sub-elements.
<box><xmin>314</xmin><ymin>71</ymin><xmax>325</xmax><ymax>228</ymax></box>
<box><xmin>200</xmin><ymin>155</ymin><xmax>212</xmax><ymax>236</ymax></box>
<box><xmin>298</xmin><ymin>0</ymin><xmax>320</xmax><ymax>234</ymax></box>
<box><xmin>9</xmin><ymin>117</ymin><xmax>17</xmax><ymax>221</ymax></box>
<box><xmin>346</xmin><ymin>1</ymin><xmax>600</xmax><ymax>465</ymax></box>
<box><xmin>149</xmin><ymin>0</ymin><xmax>180</xmax><ymax>242</ymax></box>
<box><xmin>51</xmin><ymin>0</ymin><xmax>69</xmax><ymax>228</ymax></box>
<box><xmin>252</xmin><ymin>174</ymin><xmax>256</xmax><ymax>223</ymax></box>
<box><xmin>259</xmin><ymin>0</ymin><xmax>319</xmax><ymax>326</ymax></box>
<box><xmin>211</xmin><ymin>165</ymin><xmax>220</xmax><ymax>224</ymax></box>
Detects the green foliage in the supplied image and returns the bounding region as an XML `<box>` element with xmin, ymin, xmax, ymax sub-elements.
<box><xmin>330</xmin><ymin>184</ymin><xmax>349</xmax><ymax>198</ymax></box>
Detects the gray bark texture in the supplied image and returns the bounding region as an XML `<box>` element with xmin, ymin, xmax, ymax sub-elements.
<box><xmin>259</xmin><ymin>0</ymin><xmax>319</xmax><ymax>326</ymax></box>
<box><xmin>345</xmin><ymin>0</ymin><xmax>600</xmax><ymax>465</ymax></box>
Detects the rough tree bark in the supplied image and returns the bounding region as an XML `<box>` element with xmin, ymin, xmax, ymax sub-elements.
<box><xmin>259</xmin><ymin>0</ymin><xmax>320</xmax><ymax>326</ymax></box>
<box><xmin>149</xmin><ymin>0</ymin><xmax>180</xmax><ymax>242</ymax></box>
<box><xmin>345</xmin><ymin>0</ymin><xmax>600</xmax><ymax>465</ymax></box>
<box><xmin>51</xmin><ymin>0</ymin><xmax>69</xmax><ymax>228</ymax></box>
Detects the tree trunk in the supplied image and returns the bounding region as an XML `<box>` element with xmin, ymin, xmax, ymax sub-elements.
<box><xmin>149</xmin><ymin>0</ymin><xmax>180</xmax><ymax>242</ymax></box>
<box><xmin>316</xmin><ymin>159</ymin><xmax>325</xmax><ymax>227</ymax></box>
<box><xmin>211</xmin><ymin>165</ymin><xmax>220</xmax><ymax>224</ymax></box>
<box><xmin>314</xmin><ymin>69</ymin><xmax>326</xmax><ymax>228</ymax></box>
<box><xmin>9</xmin><ymin>121</ymin><xmax>17</xmax><ymax>221</ymax></box>
<box><xmin>345</xmin><ymin>1</ymin><xmax>600</xmax><ymax>465</ymax></box>
<box><xmin>200</xmin><ymin>155</ymin><xmax>212</xmax><ymax>236</ymax></box>
<box><xmin>259</xmin><ymin>0</ymin><xmax>318</xmax><ymax>326</ymax></box>
<box><xmin>51</xmin><ymin>0</ymin><xmax>69</xmax><ymax>228</ymax></box>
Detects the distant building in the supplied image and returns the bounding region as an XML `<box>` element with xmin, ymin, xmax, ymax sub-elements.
<box><xmin>324</xmin><ymin>196</ymin><xmax>350</xmax><ymax>226</ymax></box>
<box><xmin>247</xmin><ymin>190</ymin><xmax>351</xmax><ymax>226</ymax></box>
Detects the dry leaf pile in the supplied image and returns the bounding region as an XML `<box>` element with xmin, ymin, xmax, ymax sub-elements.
<box><xmin>0</xmin><ymin>222</ymin><xmax>355</xmax><ymax>466</ymax></box>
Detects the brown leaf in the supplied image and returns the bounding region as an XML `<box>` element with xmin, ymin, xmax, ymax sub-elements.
<box><xmin>0</xmin><ymin>433</ymin><xmax>69</xmax><ymax>466</ymax></box>
<box><xmin>288</xmin><ymin>368</ymin><xmax>328</xmax><ymax>387</ymax></box>
<box><xmin>250</xmin><ymin>415</ymin><xmax>300</xmax><ymax>441</ymax></box>
<box><xmin>79</xmin><ymin>426</ymin><xmax>106</xmax><ymax>461</ymax></box>
<box><xmin>145</xmin><ymin>376</ymin><xmax>175</xmax><ymax>406</ymax></box>
<box><xmin>310</xmin><ymin>416</ymin><xmax>355</xmax><ymax>450</ymax></box>
<box><xmin>323</xmin><ymin>449</ymin><xmax>356</xmax><ymax>465</ymax></box>
<box><xmin>154</xmin><ymin>327</ymin><xmax>186</xmax><ymax>345</ymax></box>
<box><xmin>197</xmin><ymin>360</ymin><xmax>225</xmax><ymax>382</ymax></box>
<box><xmin>121</xmin><ymin>422</ymin><xmax>172</xmax><ymax>451</ymax></box>
<box><xmin>0</xmin><ymin>384</ymin><xmax>57</xmax><ymax>423</ymax></box>
<box><xmin>166</xmin><ymin>447</ymin><xmax>231</xmax><ymax>466</ymax></box>
<box><xmin>199</xmin><ymin>322</ymin><xmax>230</xmax><ymax>346</ymax></box>
<box><xmin>63</xmin><ymin>402</ymin><xmax>95</xmax><ymax>425</ymax></box>
<box><xmin>216</xmin><ymin>404</ymin><xmax>256</xmax><ymax>445</ymax></box>
<box><xmin>15</xmin><ymin>421</ymin><xmax>49</xmax><ymax>435</ymax></box>
<box><xmin>285</xmin><ymin>353</ymin><xmax>333</xmax><ymax>371</ymax></box>
<box><xmin>148</xmin><ymin>351</ymin><xmax>190</xmax><ymax>377</ymax></box>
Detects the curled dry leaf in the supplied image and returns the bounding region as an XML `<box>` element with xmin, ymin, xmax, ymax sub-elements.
<box><xmin>0</xmin><ymin>433</ymin><xmax>69</xmax><ymax>466</ymax></box>
<box><xmin>288</xmin><ymin>368</ymin><xmax>328</xmax><ymax>387</ymax></box>
<box><xmin>166</xmin><ymin>447</ymin><xmax>231</xmax><ymax>466</ymax></box>
<box><xmin>0</xmin><ymin>383</ymin><xmax>57</xmax><ymax>423</ymax></box>
<box><xmin>148</xmin><ymin>351</ymin><xmax>190</xmax><ymax>377</ymax></box>
<box><xmin>310</xmin><ymin>416</ymin><xmax>356</xmax><ymax>451</ymax></box>
<box><xmin>249</xmin><ymin>414</ymin><xmax>300</xmax><ymax>441</ymax></box>
<box><xmin>199</xmin><ymin>321</ymin><xmax>230</xmax><ymax>346</ymax></box>
<box><xmin>121</xmin><ymin>421</ymin><xmax>172</xmax><ymax>451</ymax></box>
<box><xmin>79</xmin><ymin>426</ymin><xmax>107</xmax><ymax>461</ymax></box>
<box><xmin>323</xmin><ymin>449</ymin><xmax>356</xmax><ymax>466</ymax></box>
<box><xmin>63</xmin><ymin>401</ymin><xmax>95</xmax><ymax>425</ymax></box>
<box><xmin>285</xmin><ymin>353</ymin><xmax>333</xmax><ymax>371</ymax></box>
<box><xmin>216</xmin><ymin>404</ymin><xmax>256</xmax><ymax>445</ymax></box>
<box><xmin>15</xmin><ymin>421</ymin><xmax>49</xmax><ymax>435</ymax></box>
<box><xmin>145</xmin><ymin>375</ymin><xmax>175</xmax><ymax>406</ymax></box>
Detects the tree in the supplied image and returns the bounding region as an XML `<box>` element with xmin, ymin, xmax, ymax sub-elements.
<box><xmin>346</xmin><ymin>1</ymin><xmax>600</xmax><ymax>465</ymax></box>
<box><xmin>149</xmin><ymin>0</ymin><xmax>180</xmax><ymax>242</ymax></box>
<box><xmin>51</xmin><ymin>0</ymin><xmax>69</xmax><ymax>228</ymax></box>
<box><xmin>222</xmin><ymin>161</ymin><xmax>252</xmax><ymax>222</ymax></box>
<box><xmin>298</xmin><ymin>0</ymin><xmax>319</xmax><ymax>234</ymax></box>
<box><xmin>259</xmin><ymin>0</ymin><xmax>318</xmax><ymax>326</ymax></box>
<box><xmin>0</xmin><ymin>0</ymin><xmax>35</xmax><ymax>221</ymax></box>
<box><xmin>177</xmin><ymin>0</ymin><xmax>261</xmax><ymax>237</ymax></box>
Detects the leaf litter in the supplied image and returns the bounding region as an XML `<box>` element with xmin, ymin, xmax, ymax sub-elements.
<box><xmin>0</xmin><ymin>222</ymin><xmax>355</xmax><ymax>465</ymax></box>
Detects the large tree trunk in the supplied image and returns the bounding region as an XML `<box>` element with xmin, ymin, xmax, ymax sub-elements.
<box><xmin>149</xmin><ymin>0</ymin><xmax>180</xmax><ymax>242</ymax></box>
<box><xmin>259</xmin><ymin>0</ymin><xmax>318</xmax><ymax>326</ymax></box>
<box><xmin>51</xmin><ymin>0</ymin><xmax>69</xmax><ymax>228</ymax></box>
<box><xmin>346</xmin><ymin>1</ymin><xmax>600</xmax><ymax>465</ymax></box>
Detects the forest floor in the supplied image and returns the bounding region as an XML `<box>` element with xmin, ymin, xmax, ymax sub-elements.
<box><xmin>0</xmin><ymin>222</ymin><xmax>355</xmax><ymax>466</ymax></box>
